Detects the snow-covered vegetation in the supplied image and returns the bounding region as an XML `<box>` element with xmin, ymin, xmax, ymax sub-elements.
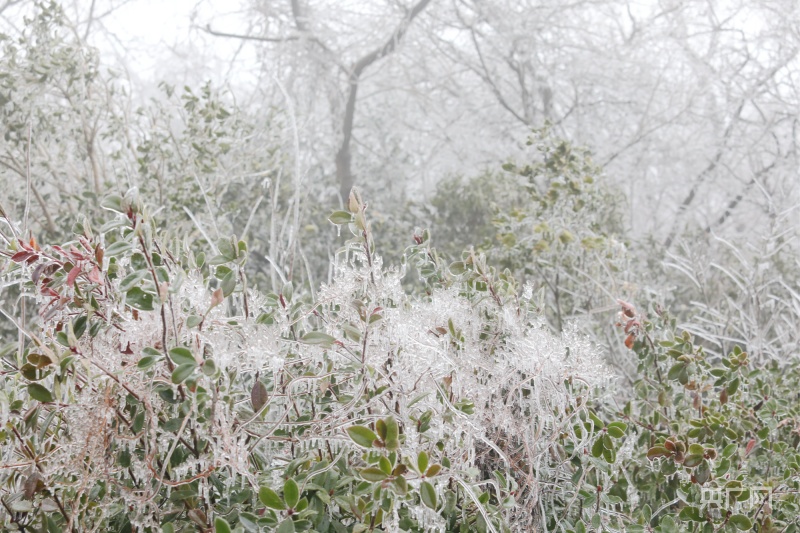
<box><xmin>1</xmin><ymin>2</ymin><xmax>799</xmax><ymax>531</ymax></box>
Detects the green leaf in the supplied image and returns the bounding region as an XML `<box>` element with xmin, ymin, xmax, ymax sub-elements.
<box><xmin>729</xmin><ymin>515</ymin><xmax>752</xmax><ymax>530</ymax></box>
<box><xmin>214</xmin><ymin>517</ymin><xmax>231</xmax><ymax>533</ymax></box>
<box><xmin>259</xmin><ymin>486</ymin><xmax>286</xmax><ymax>510</ymax></box>
<box><xmin>449</xmin><ymin>261</ymin><xmax>466</xmax><ymax>275</ymax></box>
<box><xmin>169</xmin><ymin>347</ymin><xmax>196</xmax><ymax>366</ymax></box>
<box><xmin>346</xmin><ymin>425</ymin><xmax>377</xmax><ymax>448</ymax></box>
<box><xmin>328</xmin><ymin>210</ymin><xmax>353</xmax><ymax>225</ymax></box>
<box><xmin>106</xmin><ymin>241</ymin><xmax>133</xmax><ymax>257</ymax></box>
<box><xmin>284</xmin><ymin>478</ymin><xmax>299</xmax><ymax>509</ymax></box>
<box><xmin>101</xmin><ymin>194</ymin><xmax>124</xmax><ymax>213</ymax></box>
<box><xmin>591</xmin><ymin>436</ymin><xmax>604</xmax><ymax>458</ymax></box>
<box><xmin>217</xmin><ymin>238</ymin><xmax>236</xmax><ymax>261</ymax></box>
<box><xmin>417</xmin><ymin>451</ymin><xmax>429</xmax><ymax>474</ymax></box>
<box><xmin>202</xmin><ymin>359</ymin><xmax>217</xmax><ymax>377</ymax></box>
<box><xmin>420</xmin><ymin>481</ymin><xmax>437</xmax><ymax>510</ymax></box>
<box><xmin>393</xmin><ymin>476</ymin><xmax>408</xmax><ymax>495</ymax></box>
<box><xmin>28</xmin><ymin>383</ymin><xmax>54</xmax><ymax>403</ymax></box>
<box><xmin>727</xmin><ymin>376</ymin><xmax>740</xmax><ymax>395</ymax></box>
<box><xmin>275</xmin><ymin>518</ymin><xmax>295</xmax><ymax>533</ymax></box>
<box><xmin>171</xmin><ymin>363</ymin><xmax>195</xmax><ymax>384</ymax></box>
<box><xmin>425</xmin><ymin>464</ymin><xmax>442</xmax><ymax>477</ymax></box>
<box><xmin>359</xmin><ymin>467</ymin><xmax>389</xmax><ymax>482</ymax></box>
<box><xmin>606</xmin><ymin>421</ymin><xmax>627</xmax><ymax>438</ymax></box>
<box><xmin>282</xmin><ymin>281</ymin><xmax>293</xmax><ymax>303</ymax></box>
<box><xmin>186</xmin><ymin>315</ymin><xmax>202</xmax><ymax>328</ymax></box>
<box><xmin>300</xmin><ymin>331</ymin><xmax>335</xmax><ymax>348</ymax></box>
<box><xmin>679</xmin><ymin>506</ymin><xmax>704</xmax><ymax>521</ymax></box>
<box><xmin>384</xmin><ymin>416</ymin><xmax>399</xmax><ymax>451</ymax></box>
<box><xmin>379</xmin><ymin>456</ymin><xmax>392</xmax><ymax>475</ymax></box>
<box><xmin>376</xmin><ymin>418</ymin><xmax>387</xmax><ymax>440</ymax></box>
<box><xmin>646</xmin><ymin>446</ymin><xmax>669</xmax><ymax>460</ymax></box>
<box><xmin>722</xmin><ymin>443</ymin><xmax>738</xmax><ymax>458</ymax></box>
<box><xmin>602</xmin><ymin>444</ymin><xmax>616</xmax><ymax>464</ymax></box>
<box><xmin>683</xmin><ymin>454</ymin><xmax>703</xmax><ymax>468</ymax></box>
<box><xmin>220</xmin><ymin>270</ymin><xmax>236</xmax><ymax>297</ymax></box>
<box><xmin>667</xmin><ymin>362</ymin><xmax>685</xmax><ymax>381</ymax></box>
<box><xmin>126</xmin><ymin>287</ymin><xmax>154</xmax><ymax>311</ymax></box>
<box><xmin>119</xmin><ymin>269</ymin><xmax>149</xmax><ymax>292</ymax></box>
<box><xmin>137</xmin><ymin>355</ymin><xmax>159</xmax><ymax>370</ymax></box>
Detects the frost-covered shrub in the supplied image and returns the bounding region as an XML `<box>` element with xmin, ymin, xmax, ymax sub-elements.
<box><xmin>0</xmin><ymin>189</ymin><xmax>607</xmax><ymax>531</ymax></box>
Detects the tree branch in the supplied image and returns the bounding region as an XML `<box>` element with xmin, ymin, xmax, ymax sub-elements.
<box><xmin>202</xmin><ymin>24</ymin><xmax>299</xmax><ymax>43</ymax></box>
<box><xmin>337</xmin><ymin>0</ymin><xmax>434</xmax><ymax>201</ymax></box>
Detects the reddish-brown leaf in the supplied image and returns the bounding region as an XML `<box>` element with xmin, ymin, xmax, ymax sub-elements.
<box><xmin>624</xmin><ymin>334</ymin><xmax>635</xmax><ymax>349</ymax></box>
<box><xmin>745</xmin><ymin>438</ymin><xmax>757</xmax><ymax>457</ymax></box>
<box><xmin>66</xmin><ymin>264</ymin><xmax>82</xmax><ymax>286</ymax></box>
<box><xmin>11</xmin><ymin>251</ymin><xmax>31</xmax><ymax>263</ymax></box>
<box><xmin>87</xmin><ymin>265</ymin><xmax>103</xmax><ymax>285</ymax></box>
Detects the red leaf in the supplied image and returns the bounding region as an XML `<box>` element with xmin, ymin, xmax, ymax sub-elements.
<box><xmin>87</xmin><ymin>265</ymin><xmax>103</xmax><ymax>285</ymax></box>
<box><xmin>624</xmin><ymin>334</ymin><xmax>635</xmax><ymax>349</ymax></box>
<box><xmin>67</xmin><ymin>264</ymin><xmax>82</xmax><ymax>286</ymax></box>
<box><xmin>41</xmin><ymin>287</ymin><xmax>59</xmax><ymax>298</ymax></box>
<box><xmin>745</xmin><ymin>438</ymin><xmax>757</xmax><ymax>457</ymax></box>
<box><xmin>11</xmin><ymin>251</ymin><xmax>31</xmax><ymax>263</ymax></box>
<box><xmin>67</xmin><ymin>246</ymin><xmax>85</xmax><ymax>261</ymax></box>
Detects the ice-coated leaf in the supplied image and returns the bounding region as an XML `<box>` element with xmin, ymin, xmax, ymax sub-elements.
<box><xmin>275</xmin><ymin>518</ymin><xmax>295</xmax><ymax>533</ymax></box>
<box><xmin>202</xmin><ymin>359</ymin><xmax>217</xmax><ymax>377</ymax></box>
<box><xmin>169</xmin><ymin>347</ymin><xmax>196</xmax><ymax>366</ymax></box>
<box><xmin>101</xmin><ymin>194</ymin><xmax>124</xmax><ymax>213</ymax></box>
<box><xmin>220</xmin><ymin>270</ymin><xmax>236</xmax><ymax>297</ymax></box>
<box><xmin>346</xmin><ymin>425</ymin><xmax>378</xmax><ymax>448</ymax></box>
<box><xmin>210</xmin><ymin>287</ymin><xmax>224</xmax><ymax>309</ymax></box>
<box><xmin>171</xmin><ymin>363</ymin><xmax>195</xmax><ymax>384</ymax></box>
<box><xmin>729</xmin><ymin>515</ymin><xmax>752</xmax><ymax>530</ymax></box>
<box><xmin>126</xmin><ymin>287</ymin><xmax>154</xmax><ymax>311</ymax></box>
<box><xmin>300</xmin><ymin>331</ymin><xmax>335</xmax><ymax>348</ymax></box>
<box><xmin>425</xmin><ymin>464</ymin><xmax>442</xmax><ymax>477</ymax></box>
<box><xmin>106</xmin><ymin>241</ymin><xmax>133</xmax><ymax>257</ymax></box>
<box><xmin>384</xmin><ymin>416</ymin><xmax>399</xmax><ymax>451</ymax></box>
<box><xmin>359</xmin><ymin>467</ymin><xmax>389</xmax><ymax>482</ymax></box>
<box><xmin>375</xmin><ymin>418</ymin><xmax>387</xmax><ymax>441</ymax></box>
<box><xmin>137</xmin><ymin>355</ymin><xmax>159</xmax><ymax>370</ymax></box>
<box><xmin>119</xmin><ymin>269</ymin><xmax>149</xmax><ymax>292</ymax></box>
<box><xmin>259</xmin><ymin>486</ymin><xmax>286</xmax><ymax>510</ymax></box>
<box><xmin>591</xmin><ymin>436</ymin><xmax>604</xmax><ymax>458</ymax></box>
<box><xmin>417</xmin><ymin>451</ymin><xmax>429</xmax><ymax>474</ymax></box>
<box><xmin>251</xmin><ymin>380</ymin><xmax>268</xmax><ymax>412</ymax></box>
<box><xmin>328</xmin><ymin>210</ymin><xmax>353</xmax><ymax>225</ymax></box>
<box><xmin>283</xmin><ymin>478</ymin><xmax>299</xmax><ymax>509</ymax></box>
<box><xmin>214</xmin><ymin>517</ymin><xmax>231</xmax><ymax>533</ymax></box>
<box><xmin>420</xmin><ymin>481</ymin><xmax>437</xmax><ymax>509</ymax></box>
<box><xmin>606</xmin><ymin>422</ymin><xmax>627</xmax><ymax>438</ymax></box>
<box><xmin>28</xmin><ymin>383</ymin><xmax>53</xmax><ymax>403</ymax></box>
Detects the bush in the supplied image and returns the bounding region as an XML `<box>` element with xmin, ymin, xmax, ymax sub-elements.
<box><xmin>0</xmin><ymin>189</ymin><xmax>608</xmax><ymax>531</ymax></box>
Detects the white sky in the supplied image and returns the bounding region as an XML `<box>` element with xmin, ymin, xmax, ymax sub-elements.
<box><xmin>85</xmin><ymin>0</ymin><xmax>260</xmax><ymax>94</ymax></box>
